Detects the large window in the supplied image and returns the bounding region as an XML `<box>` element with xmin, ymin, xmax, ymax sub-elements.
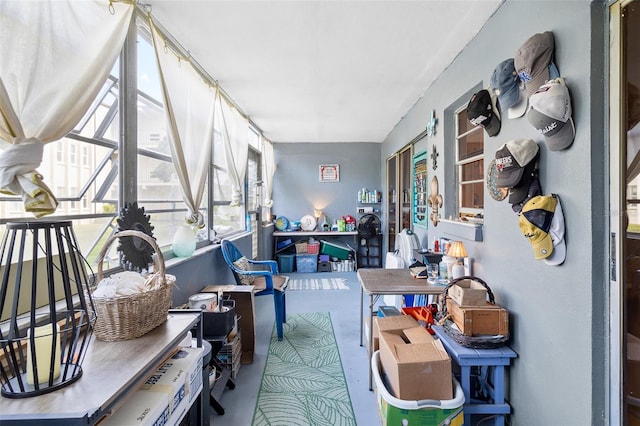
<box><xmin>0</xmin><ymin>12</ymin><xmax>252</xmax><ymax>268</ymax></box>
<box><xmin>455</xmin><ymin>106</ymin><xmax>484</xmax><ymax>220</ymax></box>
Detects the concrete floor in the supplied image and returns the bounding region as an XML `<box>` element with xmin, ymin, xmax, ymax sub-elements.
<box><xmin>209</xmin><ymin>271</ymin><xmax>382</xmax><ymax>425</ymax></box>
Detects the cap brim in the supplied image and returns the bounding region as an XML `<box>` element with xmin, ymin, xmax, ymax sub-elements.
<box><xmin>544</xmin><ymin>239</ymin><xmax>566</xmax><ymax>265</ymax></box>
<box><xmin>545</xmin><ymin>117</ymin><xmax>575</xmax><ymax>151</ymax></box>
<box><xmin>484</xmin><ymin>114</ymin><xmax>501</xmax><ymax>137</ymax></box>
<box><xmin>532</xmin><ymin>234</ymin><xmax>554</xmax><ymax>260</ymax></box>
<box><xmin>511</xmin><ymin>177</ymin><xmax>542</xmax><ymax>214</ymax></box>
<box><xmin>507</xmin><ymin>85</ymin><xmax>528</xmax><ymax>119</ymax></box>
<box><xmin>495</xmin><ymin>167</ymin><xmax>524</xmax><ymax>188</ymax></box>
<box><xmin>544</xmin><ymin>194</ymin><xmax>566</xmax><ymax>265</ymax></box>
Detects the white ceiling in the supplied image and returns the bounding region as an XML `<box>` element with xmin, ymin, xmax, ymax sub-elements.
<box><xmin>144</xmin><ymin>0</ymin><xmax>503</xmax><ymax>143</ymax></box>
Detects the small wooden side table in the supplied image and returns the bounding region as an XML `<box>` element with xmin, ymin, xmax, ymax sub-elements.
<box><xmin>432</xmin><ymin>325</ymin><xmax>517</xmax><ymax>426</ymax></box>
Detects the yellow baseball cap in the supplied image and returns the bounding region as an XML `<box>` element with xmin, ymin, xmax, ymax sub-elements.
<box><xmin>518</xmin><ymin>194</ymin><xmax>558</xmax><ymax>260</ymax></box>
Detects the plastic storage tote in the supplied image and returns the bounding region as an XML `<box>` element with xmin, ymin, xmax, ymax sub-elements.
<box><xmin>296</xmin><ymin>254</ymin><xmax>318</xmax><ymax>273</ymax></box>
<box><xmin>371</xmin><ymin>351</ymin><xmax>465</xmax><ymax>426</ymax></box>
<box><xmin>277</xmin><ymin>254</ymin><xmax>296</xmax><ymax>273</ymax></box>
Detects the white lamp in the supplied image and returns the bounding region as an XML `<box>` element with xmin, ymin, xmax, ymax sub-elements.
<box><xmin>447</xmin><ymin>241</ymin><xmax>467</xmax><ymax>279</ymax></box>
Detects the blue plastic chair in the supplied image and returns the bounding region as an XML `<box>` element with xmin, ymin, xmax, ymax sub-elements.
<box><xmin>220</xmin><ymin>239</ymin><xmax>289</xmax><ymax>340</ymax></box>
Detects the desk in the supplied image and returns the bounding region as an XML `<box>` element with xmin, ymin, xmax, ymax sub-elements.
<box><xmin>273</xmin><ymin>230</ymin><xmax>357</xmax><ymax>255</ymax></box>
<box><xmin>358</xmin><ymin>268</ymin><xmax>445</xmax><ymax>390</ymax></box>
<box><xmin>432</xmin><ymin>325</ymin><xmax>517</xmax><ymax>426</ymax></box>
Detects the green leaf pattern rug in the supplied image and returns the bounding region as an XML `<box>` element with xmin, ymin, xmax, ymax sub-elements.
<box><xmin>252</xmin><ymin>312</ymin><xmax>357</xmax><ymax>426</ymax></box>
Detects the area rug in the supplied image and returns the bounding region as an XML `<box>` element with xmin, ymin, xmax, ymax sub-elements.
<box><xmin>287</xmin><ymin>277</ymin><xmax>349</xmax><ymax>291</ymax></box>
<box><xmin>251</xmin><ymin>312</ymin><xmax>357</xmax><ymax>426</ymax></box>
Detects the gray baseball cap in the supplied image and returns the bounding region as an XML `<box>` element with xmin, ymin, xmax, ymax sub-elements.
<box><xmin>527</xmin><ymin>77</ymin><xmax>575</xmax><ymax>151</ymax></box>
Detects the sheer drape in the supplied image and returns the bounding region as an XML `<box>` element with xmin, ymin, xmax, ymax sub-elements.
<box><xmin>0</xmin><ymin>0</ymin><xmax>133</xmax><ymax>217</ymax></box>
<box><xmin>262</xmin><ymin>139</ymin><xmax>276</xmax><ymax>208</ymax></box>
<box><xmin>149</xmin><ymin>17</ymin><xmax>215</xmax><ymax>228</ymax></box>
<box><xmin>215</xmin><ymin>93</ymin><xmax>249</xmax><ymax>207</ymax></box>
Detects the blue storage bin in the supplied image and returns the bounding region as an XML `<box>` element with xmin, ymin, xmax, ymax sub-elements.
<box><xmin>296</xmin><ymin>254</ymin><xmax>318</xmax><ymax>273</ymax></box>
<box><xmin>277</xmin><ymin>254</ymin><xmax>296</xmax><ymax>273</ymax></box>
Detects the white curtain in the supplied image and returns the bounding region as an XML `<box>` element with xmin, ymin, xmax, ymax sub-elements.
<box><xmin>215</xmin><ymin>93</ymin><xmax>249</xmax><ymax>207</ymax></box>
<box><xmin>149</xmin><ymin>18</ymin><xmax>215</xmax><ymax>228</ymax></box>
<box><xmin>262</xmin><ymin>138</ymin><xmax>276</xmax><ymax>208</ymax></box>
<box><xmin>0</xmin><ymin>0</ymin><xmax>133</xmax><ymax>217</ymax></box>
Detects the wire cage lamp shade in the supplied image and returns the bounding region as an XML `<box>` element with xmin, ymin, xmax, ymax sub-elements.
<box><xmin>0</xmin><ymin>221</ymin><xmax>96</xmax><ymax>398</ymax></box>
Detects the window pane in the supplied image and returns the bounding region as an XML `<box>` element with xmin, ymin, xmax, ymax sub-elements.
<box><xmin>460</xmin><ymin>181</ymin><xmax>484</xmax><ymax>210</ymax></box>
<box><xmin>213</xmin><ymin>204</ymin><xmax>244</xmax><ymax>238</ymax></box>
<box><xmin>461</xmin><ymin>159</ymin><xmax>484</xmax><ymax>181</ymax></box>
<box><xmin>458</xmin><ymin>128</ymin><xmax>483</xmax><ymax>161</ymax></box>
<box><xmin>212</xmin><ymin>167</ymin><xmax>232</xmax><ymax>200</ymax></box>
<box><xmin>457</xmin><ymin>108</ymin><xmax>476</xmax><ymax>134</ymax></box>
<box><xmin>456</xmin><ymin>104</ymin><xmax>484</xmax><ymax>218</ymax></box>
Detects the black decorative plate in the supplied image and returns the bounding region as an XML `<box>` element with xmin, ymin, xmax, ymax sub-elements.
<box><xmin>116</xmin><ymin>202</ymin><xmax>156</xmax><ymax>271</ymax></box>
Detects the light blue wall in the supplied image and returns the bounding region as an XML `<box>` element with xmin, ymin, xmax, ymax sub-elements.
<box><xmin>272</xmin><ymin>142</ymin><xmax>382</xmax><ymax>246</ymax></box>
<box><xmin>381</xmin><ymin>1</ymin><xmax>607</xmax><ymax>424</ymax></box>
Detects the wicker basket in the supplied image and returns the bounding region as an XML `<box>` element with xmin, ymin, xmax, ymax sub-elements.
<box><xmin>90</xmin><ymin>230</ymin><xmax>175</xmax><ymax>342</ymax></box>
<box><xmin>436</xmin><ymin>276</ymin><xmax>509</xmax><ymax>349</ymax></box>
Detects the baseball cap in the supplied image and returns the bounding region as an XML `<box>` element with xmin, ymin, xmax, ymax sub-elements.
<box><xmin>494</xmin><ymin>139</ymin><xmax>539</xmax><ymax>188</ymax></box>
<box><xmin>527</xmin><ymin>77</ymin><xmax>575</xmax><ymax>151</ymax></box>
<box><xmin>491</xmin><ymin>58</ymin><xmax>528</xmax><ymax>119</ymax></box>
<box><xmin>511</xmin><ymin>176</ymin><xmax>542</xmax><ymax>214</ymax></box>
<box><xmin>508</xmin><ymin>152</ymin><xmax>539</xmax><ymax>205</ymax></box>
<box><xmin>543</xmin><ymin>194</ymin><xmax>566</xmax><ymax>266</ymax></box>
<box><xmin>467</xmin><ymin>89</ymin><xmax>501</xmax><ymax>137</ymax></box>
<box><xmin>515</xmin><ymin>31</ymin><xmax>559</xmax><ymax>98</ymax></box>
<box><xmin>519</xmin><ymin>194</ymin><xmax>565</xmax><ymax>262</ymax></box>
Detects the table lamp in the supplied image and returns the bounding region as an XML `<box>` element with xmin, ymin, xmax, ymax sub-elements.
<box><xmin>0</xmin><ymin>221</ymin><xmax>96</xmax><ymax>398</ymax></box>
<box><xmin>447</xmin><ymin>240</ymin><xmax>467</xmax><ymax>279</ymax></box>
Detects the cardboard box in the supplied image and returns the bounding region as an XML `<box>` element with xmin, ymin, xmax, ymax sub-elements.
<box><xmin>378</xmin><ymin>326</ymin><xmax>452</xmax><ymax>401</ymax></box>
<box><xmin>372</xmin><ymin>352</ymin><xmax>464</xmax><ymax>426</ymax></box>
<box><xmin>103</xmin><ymin>389</ymin><xmax>170</xmax><ymax>425</ymax></box>
<box><xmin>169</xmin><ymin>347</ymin><xmax>203</xmax><ymax>405</ymax></box>
<box><xmin>448</xmin><ymin>279</ymin><xmax>487</xmax><ymax>306</ymax></box>
<box><xmin>139</xmin><ymin>354</ymin><xmax>188</xmax><ymax>415</ymax></box>
<box><xmin>373</xmin><ymin>315</ymin><xmax>419</xmax><ymax>352</ymax></box>
<box><xmin>446</xmin><ymin>298</ymin><xmax>509</xmax><ymax>336</ymax></box>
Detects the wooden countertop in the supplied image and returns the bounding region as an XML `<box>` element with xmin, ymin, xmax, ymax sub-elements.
<box><xmin>357</xmin><ymin>268</ymin><xmax>446</xmax><ymax>295</ymax></box>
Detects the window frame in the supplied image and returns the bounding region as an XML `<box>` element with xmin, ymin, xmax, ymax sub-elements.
<box><xmin>454</xmin><ymin>103</ymin><xmax>485</xmax><ymax>220</ymax></box>
<box><xmin>0</xmin><ymin>10</ymin><xmax>261</xmax><ymax>267</ymax></box>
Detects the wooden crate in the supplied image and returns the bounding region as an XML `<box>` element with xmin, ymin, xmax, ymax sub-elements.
<box><xmin>446</xmin><ymin>298</ymin><xmax>509</xmax><ymax>336</ymax></box>
<box><xmin>449</xmin><ymin>279</ymin><xmax>487</xmax><ymax>306</ymax></box>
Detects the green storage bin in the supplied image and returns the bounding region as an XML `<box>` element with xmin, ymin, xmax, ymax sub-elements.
<box><xmin>320</xmin><ymin>240</ymin><xmax>352</xmax><ymax>260</ymax></box>
<box><xmin>277</xmin><ymin>254</ymin><xmax>296</xmax><ymax>273</ymax></box>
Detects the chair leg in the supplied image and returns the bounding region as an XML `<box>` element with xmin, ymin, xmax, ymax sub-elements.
<box><xmin>283</xmin><ymin>292</ymin><xmax>287</xmax><ymax>323</ymax></box>
<box><xmin>274</xmin><ymin>292</ymin><xmax>284</xmax><ymax>341</ymax></box>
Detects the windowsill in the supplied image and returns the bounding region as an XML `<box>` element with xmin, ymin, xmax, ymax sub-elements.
<box><xmin>163</xmin><ymin>243</ymin><xmax>217</xmax><ymax>269</ymax></box>
<box><xmin>439</xmin><ymin>219</ymin><xmax>483</xmax><ymax>242</ymax></box>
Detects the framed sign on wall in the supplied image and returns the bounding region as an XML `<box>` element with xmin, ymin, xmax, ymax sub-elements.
<box><xmin>319</xmin><ymin>164</ymin><xmax>340</xmax><ymax>182</ymax></box>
